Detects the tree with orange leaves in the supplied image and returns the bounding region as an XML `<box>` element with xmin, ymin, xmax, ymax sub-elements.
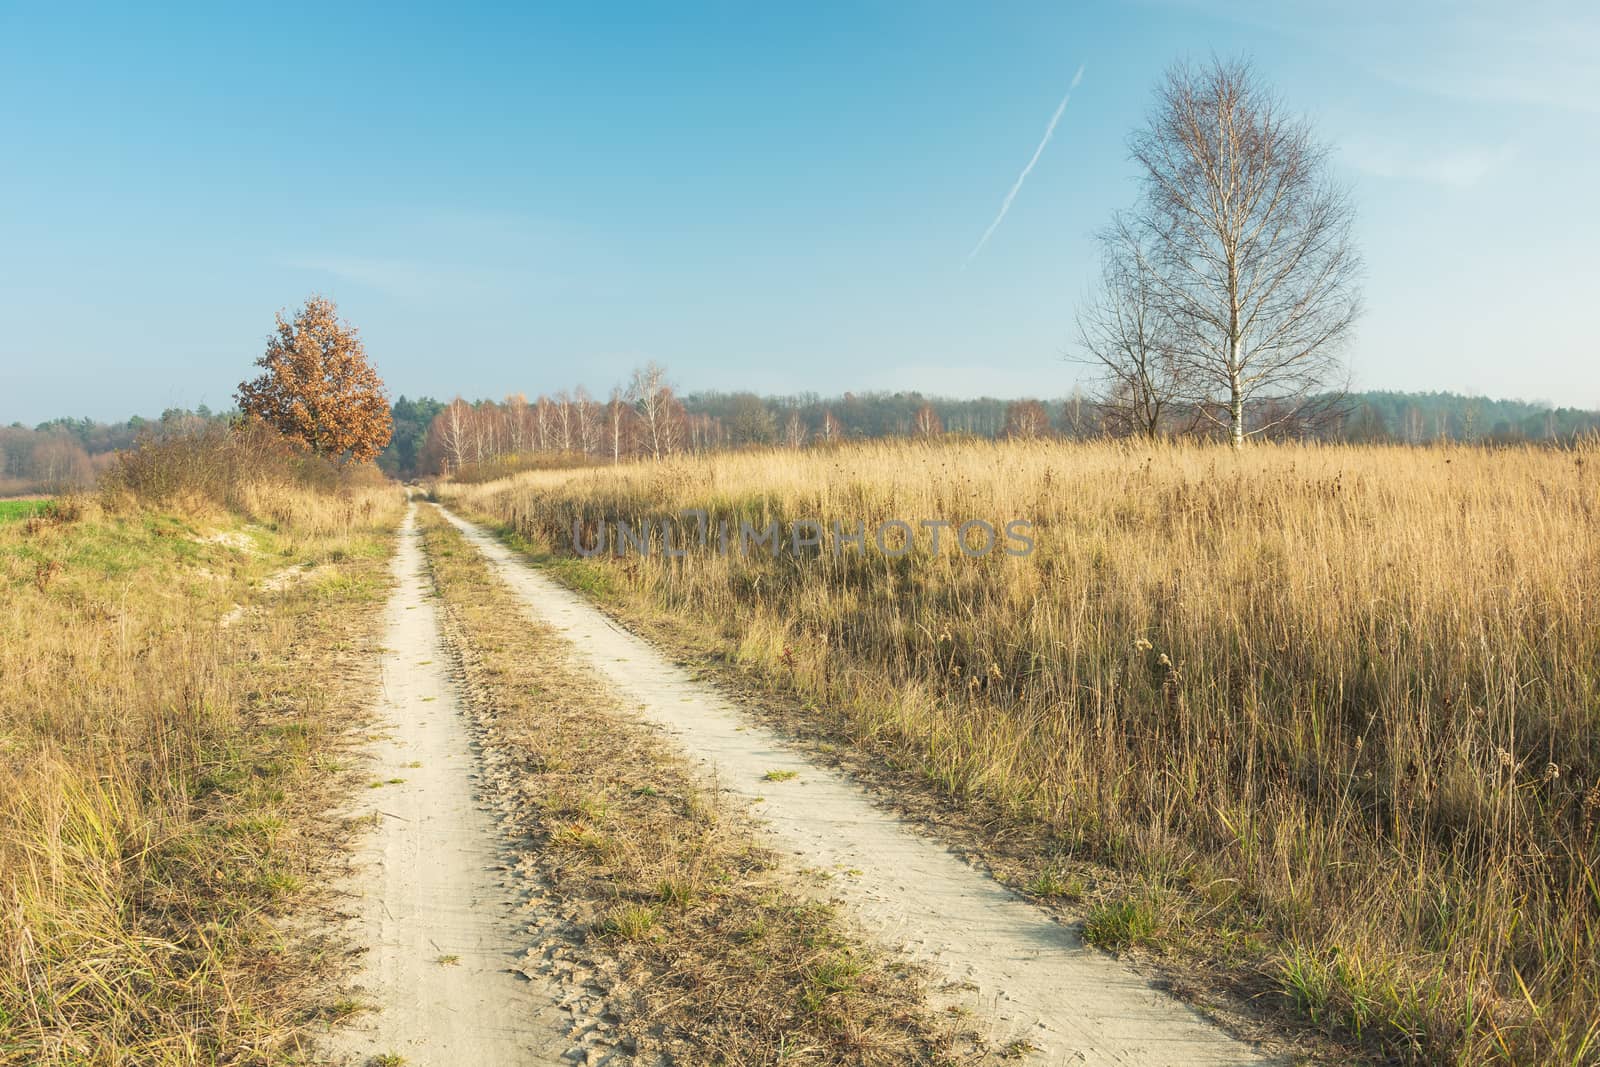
<box><xmin>236</xmin><ymin>296</ymin><xmax>392</xmax><ymax>462</ymax></box>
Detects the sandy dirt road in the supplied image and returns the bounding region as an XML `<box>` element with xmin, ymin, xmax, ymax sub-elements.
<box><xmin>436</xmin><ymin>505</ymin><xmax>1273</xmax><ymax>1067</ymax></box>
<box><xmin>322</xmin><ymin>504</ymin><xmax>572</xmax><ymax>1064</ymax></box>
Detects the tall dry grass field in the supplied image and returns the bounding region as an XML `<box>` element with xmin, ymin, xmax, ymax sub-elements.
<box><xmin>447</xmin><ymin>439</ymin><xmax>1600</xmax><ymax>1064</ymax></box>
<box><xmin>0</xmin><ymin>467</ymin><xmax>402</xmax><ymax>1063</ymax></box>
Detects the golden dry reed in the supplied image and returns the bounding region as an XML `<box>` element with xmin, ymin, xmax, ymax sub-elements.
<box><xmin>448</xmin><ymin>438</ymin><xmax>1600</xmax><ymax>1065</ymax></box>
<box><xmin>0</xmin><ymin>477</ymin><xmax>402</xmax><ymax>1063</ymax></box>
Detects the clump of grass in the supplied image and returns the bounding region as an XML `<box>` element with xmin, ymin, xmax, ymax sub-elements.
<box><xmin>1028</xmin><ymin>866</ymin><xmax>1083</xmax><ymax>901</ymax></box>
<box><xmin>762</xmin><ymin>769</ymin><xmax>799</xmax><ymax>782</ymax></box>
<box><xmin>654</xmin><ymin>877</ymin><xmax>698</xmax><ymax>908</ymax></box>
<box><xmin>550</xmin><ymin>822</ymin><xmax>613</xmax><ymax>856</ymax></box>
<box><xmin>324</xmin><ymin>996</ymin><xmax>370</xmax><ymax>1020</ymax></box>
<box><xmin>445</xmin><ymin>437</ymin><xmax>1600</xmax><ymax>1064</ymax></box>
<box><xmin>1082</xmin><ymin>898</ymin><xmax>1165</xmax><ymax>951</ymax></box>
<box><xmin>799</xmin><ymin>953</ymin><xmax>864</xmax><ymax>1013</ymax></box>
<box><xmin>599</xmin><ymin>904</ymin><xmax>660</xmax><ymax>942</ymax></box>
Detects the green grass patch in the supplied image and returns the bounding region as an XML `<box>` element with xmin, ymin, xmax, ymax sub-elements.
<box><xmin>0</xmin><ymin>499</ymin><xmax>50</xmax><ymax>523</ymax></box>
<box><xmin>1082</xmin><ymin>897</ymin><xmax>1165</xmax><ymax>951</ymax></box>
<box><xmin>800</xmin><ymin>952</ymin><xmax>865</xmax><ymax>1013</ymax></box>
<box><xmin>598</xmin><ymin>904</ymin><xmax>659</xmax><ymax>941</ymax></box>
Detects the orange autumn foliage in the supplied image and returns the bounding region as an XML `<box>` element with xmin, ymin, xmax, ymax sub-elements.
<box><xmin>236</xmin><ymin>295</ymin><xmax>393</xmax><ymax>462</ymax></box>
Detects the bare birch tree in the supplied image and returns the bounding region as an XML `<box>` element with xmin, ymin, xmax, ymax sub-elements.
<box><xmin>657</xmin><ymin>395</ymin><xmax>685</xmax><ymax>456</ymax></box>
<box><xmin>553</xmin><ymin>391</ymin><xmax>573</xmax><ymax>452</ymax></box>
<box><xmin>1057</xmin><ymin>387</ymin><xmax>1096</xmax><ymax>439</ymax></box>
<box><xmin>469</xmin><ymin>403</ymin><xmax>487</xmax><ymax>463</ymax></box>
<box><xmin>1075</xmin><ymin>221</ymin><xmax>1187</xmax><ymax>439</ymax></box>
<box><xmin>539</xmin><ymin>396</ymin><xmax>558</xmax><ymax>452</ymax></box>
<box><xmin>783</xmin><ymin>411</ymin><xmax>807</xmax><ymax>449</ymax></box>
<box><xmin>574</xmin><ymin>387</ymin><xmax>600</xmax><ymax>456</ymax></box>
<box><xmin>628</xmin><ymin>361</ymin><xmax>676</xmax><ymax>460</ymax></box>
<box><xmin>1127</xmin><ymin>56</ymin><xmax>1361</xmax><ymax>447</ymax></box>
<box><xmin>504</xmin><ymin>393</ymin><xmax>530</xmax><ymax>453</ymax></box>
<box><xmin>436</xmin><ymin>397</ymin><xmax>471</xmax><ymax>472</ymax></box>
<box><xmin>483</xmin><ymin>401</ymin><xmax>503</xmax><ymax>458</ymax></box>
<box><xmin>911</xmin><ymin>403</ymin><xmax>943</xmax><ymax>438</ymax></box>
<box><xmin>606</xmin><ymin>387</ymin><xmax>631</xmax><ymax>463</ymax></box>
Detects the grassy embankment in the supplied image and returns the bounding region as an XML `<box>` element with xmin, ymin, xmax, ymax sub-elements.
<box><xmin>0</xmin><ymin>428</ymin><xmax>403</xmax><ymax>1065</ymax></box>
<box><xmin>416</xmin><ymin>505</ymin><xmax>965</xmax><ymax>1065</ymax></box>
<box><xmin>444</xmin><ymin>439</ymin><xmax>1600</xmax><ymax>1066</ymax></box>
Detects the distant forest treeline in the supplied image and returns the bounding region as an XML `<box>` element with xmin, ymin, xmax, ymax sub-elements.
<box><xmin>377</xmin><ymin>388</ymin><xmax>1600</xmax><ymax>479</ymax></box>
<box><xmin>683</xmin><ymin>389</ymin><xmax>1600</xmax><ymax>445</ymax></box>
<box><xmin>5</xmin><ymin>390</ymin><xmax>1597</xmax><ymax>491</ymax></box>
<box><xmin>1</xmin><ymin>407</ymin><xmax>221</xmax><ymax>495</ymax></box>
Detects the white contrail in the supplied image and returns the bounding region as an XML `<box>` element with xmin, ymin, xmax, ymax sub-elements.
<box><xmin>964</xmin><ymin>65</ymin><xmax>1085</xmax><ymax>267</ymax></box>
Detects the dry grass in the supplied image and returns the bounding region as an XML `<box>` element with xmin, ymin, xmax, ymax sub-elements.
<box><xmin>101</xmin><ymin>420</ymin><xmax>395</xmax><ymax>540</ymax></box>
<box><xmin>445</xmin><ymin>438</ymin><xmax>1600</xmax><ymax>1065</ymax></box>
<box><xmin>416</xmin><ymin>505</ymin><xmax>969</xmax><ymax>1065</ymax></box>
<box><xmin>0</xmin><ymin>479</ymin><xmax>403</xmax><ymax>1064</ymax></box>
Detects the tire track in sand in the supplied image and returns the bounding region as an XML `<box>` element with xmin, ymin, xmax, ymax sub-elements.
<box><xmin>321</xmin><ymin>504</ymin><xmax>571</xmax><ymax>1064</ymax></box>
<box><xmin>436</xmin><ymin>504</ymin><xmax>1276</xmax><ymax>1067</ymax></box>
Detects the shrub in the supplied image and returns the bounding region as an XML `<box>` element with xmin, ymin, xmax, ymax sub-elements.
<box><xmin>101</xmin><ymin>419</ymin><xmax>395</xmax><ymax>532</ymax></box>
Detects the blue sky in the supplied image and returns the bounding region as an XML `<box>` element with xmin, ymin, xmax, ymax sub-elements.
<box><xmin>2</xmin><ymin>0</ymin><xmax>1597</xmax><ymax>422</ymax></box>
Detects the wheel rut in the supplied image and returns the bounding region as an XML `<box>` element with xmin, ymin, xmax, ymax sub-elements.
<box><xmin>321</xmin><ymin>504</ymin><xmax>572</xmax><ymax>1064</ymax></box>
<box><xmin>435</xmin><ymin>504</ymin><xmax>1275</xmax><ymax>1067</ymax></box>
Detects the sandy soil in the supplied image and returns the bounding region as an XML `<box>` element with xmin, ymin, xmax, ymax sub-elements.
<box><xmin>221</xmin><ymin>562</ymin><xmax>329</xmax><ymax>628</ymax></box>
<box><xmin>438</xmin><ymin>504</ymin><xmax>1275</xmax><ymax>1067</ymax></box>
<box><xmin>320</xmin><ymin>505</ymin><xmax>573</xmax><ymax>1064</ymax></box>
